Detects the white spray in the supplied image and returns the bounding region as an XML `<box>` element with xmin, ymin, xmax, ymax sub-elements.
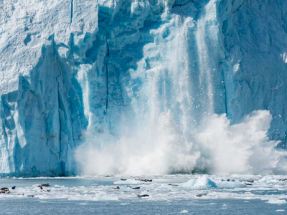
<box><xmin>75</xmin><ymin>1</ymin><xmax>287</xmax><ymax>176</ymax></box>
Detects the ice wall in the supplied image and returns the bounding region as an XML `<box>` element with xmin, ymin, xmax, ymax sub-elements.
<box><xmin>219</xmin><ymin>0</ymin><xmax>287</xmax><ymax>144</ymax></box>
<box><xmin>0</xmin><ymin>0</ymin><xmax>98</xmax><ymax>176</ymax></box>
<box><xmin>1</xmin><ymin>0</ymin><xmax>287</xmax><ymax>176</ymax></box>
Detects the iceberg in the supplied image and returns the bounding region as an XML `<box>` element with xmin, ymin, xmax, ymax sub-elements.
<box><xmin>181</xmin><ymin>176</ymin><xmax>245</xmax><ymax>189</ymax></box>
<box><xmin>1</xmin><ymin>0</ymin><xmax>287</xmax><ymax>176</ymax></box>
<box><xmin>181</xmin><ymin>176</ymin><xmax>218</xmax><ymax>189</ymax></box>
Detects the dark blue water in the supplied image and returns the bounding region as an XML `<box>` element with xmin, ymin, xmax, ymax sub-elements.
<box><xmin>0</xmin><ymin>198</ymin><xmax>286</xmax><ymax>215</ymax></box>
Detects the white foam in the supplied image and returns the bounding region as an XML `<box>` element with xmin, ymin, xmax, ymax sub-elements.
<box><xmin>76</xmin><ymin>111</ymin><xmax>287</xmax><ymax>176</ymax></box>
<box><xmin>68</xmin><ymin>194</ymin><xmax>118</xmax><ymax>201</ymax></box>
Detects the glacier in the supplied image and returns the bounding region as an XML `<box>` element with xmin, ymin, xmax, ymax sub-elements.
<box><xmin>1</xmin><ymin>0</ymin><xmax>287</xmax><ymax>176</ymax></box>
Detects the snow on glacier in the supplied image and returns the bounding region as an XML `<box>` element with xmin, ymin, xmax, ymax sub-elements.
<box><xmin>1</xmin><ymin>0</ymin><xmax>287</xmax><ymax>176</ymax></box>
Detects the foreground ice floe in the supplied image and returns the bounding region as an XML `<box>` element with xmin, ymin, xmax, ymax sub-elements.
<box><xmin>1</xmin><ymin>175</ymin><xmax>287</xmax><ymax>205</ymax></box>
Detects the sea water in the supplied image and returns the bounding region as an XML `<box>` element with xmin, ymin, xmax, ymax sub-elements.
<box><xmin>0</xmin><ymin>175</ymin><xmax>286</xmax><ymax>214</ymax></box>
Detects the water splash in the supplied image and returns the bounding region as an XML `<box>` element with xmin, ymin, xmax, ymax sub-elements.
<box><xmin>75</xmin><ymin>1</ymin><xmax>287</xmax><ymax>176</ymax></box>
<box><xmin>75</xmin><ymin>110</ymin><xmax>286</xmax><ymax>176</ymax></box>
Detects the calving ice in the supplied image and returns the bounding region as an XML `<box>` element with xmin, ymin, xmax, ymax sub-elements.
<box><xmin>1</xmin><ymin>0</ymin><xmax>287</xmax><ymax>176</ymax></box>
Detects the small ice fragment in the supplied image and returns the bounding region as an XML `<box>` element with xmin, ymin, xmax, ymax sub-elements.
<box><xmin>233</xmin><ymin>63</ymin><xmax>240</xmax><ymax>72</ymax></box>
<box><xmin>223</xmin><ymin>204</ymin><xmax>227</xmax><ymax>207</ymax></box>
<box><xmin>180</xmin><ymin>210</ymin><xmax>188</xmax><ymax>213</ymax></box>
<box><xmin>121</xmin><ymin>203</ymin><xmax>130</xmax><ymax>206</ymax></box>
<box><xmin>276</xmin><ymin>210</ymin><xmax>285</xmax><ymax>212</ymax></box>
<box><xmin>268</xmin><ymin>199</ymin><xmax>286</xmax><ymax>204</ymax></box>
<box><xmin>244</xmin><ymin>201</ymin><xmax>249</xmax><ymax>202</ymax></box>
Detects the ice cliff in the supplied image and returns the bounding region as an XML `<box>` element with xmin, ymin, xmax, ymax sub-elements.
<box><xmin>1</xmin><ymin>0</ymin><xmax>287</xmax><ymax>176</ymax></box>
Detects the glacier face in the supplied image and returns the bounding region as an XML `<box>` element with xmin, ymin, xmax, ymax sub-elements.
<box><xmin>1</xmin><ymin>0</ymin><xmax>287</xmax><ymax>176</ymax></box>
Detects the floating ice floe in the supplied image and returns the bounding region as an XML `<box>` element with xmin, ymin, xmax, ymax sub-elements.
<box><xmin>181</xmin><ymin>176</ymin><xmax>244</xmax><ymax>189</ymax></box>
<box><xmin>0</xmin><ymin>175</ymin><xmax>287</xmax><ymax>203</ymax></box>
<box><xmin>181</xmin><ymin>176</ymin><xmax>217</xmax><ymax>189</ymax></box>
